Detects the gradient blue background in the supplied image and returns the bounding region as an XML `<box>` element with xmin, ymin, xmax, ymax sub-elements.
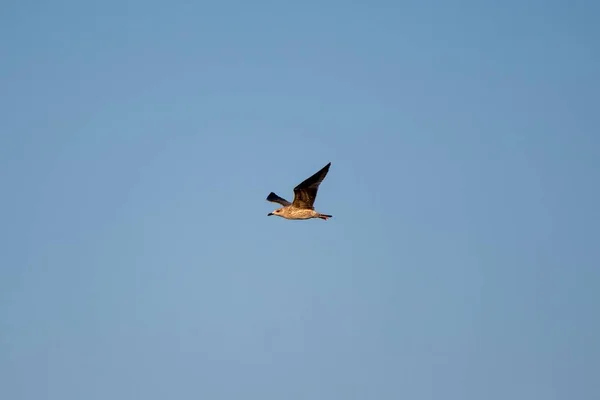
<box><xmin>1</xmin><ymin>1</ymin><xmax>599</xmax><ymax>399</ymax></box>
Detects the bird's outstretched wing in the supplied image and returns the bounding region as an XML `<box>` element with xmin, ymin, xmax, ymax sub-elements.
<box><xmin>292</xmin><ymin>162</ymin><xmax>331</xmax><ymax>209</ymax></box>
<box><xmin>266</xmin><ymin>192</ymin><xmax>291</xmax><ymax>206</ymax></box>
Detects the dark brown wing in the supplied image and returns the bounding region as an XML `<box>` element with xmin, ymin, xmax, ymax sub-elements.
<box><xmin>266</xmin><ymin>192</ymin><xmax>291</xmax><ymax>206</ymax></box>
<box><xmin>292</xmin><ymin>162</ymin><xmax>331</xmax><ymax>209</ymax></box>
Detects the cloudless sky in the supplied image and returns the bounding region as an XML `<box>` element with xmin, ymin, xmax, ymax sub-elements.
<box><xmin>1</xmin><ymin>1</ymin><xmax>599</xmax><ymax>399</ymax></box>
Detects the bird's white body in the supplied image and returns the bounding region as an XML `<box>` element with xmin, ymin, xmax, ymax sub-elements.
<box><xmin>270</xmin><ymin>207</ymin><xmax>326</xmax><ymax>220</ymax></box>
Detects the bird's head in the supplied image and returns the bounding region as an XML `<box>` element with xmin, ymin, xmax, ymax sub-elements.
<box><xmin>267</xmin><ymin>208</ymin><xmax>283</xmax><ymax>217</ymax></box>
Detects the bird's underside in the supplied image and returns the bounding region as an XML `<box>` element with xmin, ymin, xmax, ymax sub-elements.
<box><xmin>266</xmin><ymin>162</ymin><xmax>333</xmax><ymax>221</ymax></box>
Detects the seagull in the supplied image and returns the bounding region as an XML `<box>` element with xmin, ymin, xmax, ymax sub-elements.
<box><xmin>266</xmin><ymin>162</ymin><xmax>333</xmax><ymax>221</ymax></box>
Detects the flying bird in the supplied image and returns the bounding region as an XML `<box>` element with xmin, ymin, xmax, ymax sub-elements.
<box><xmin>266</xmin><ymin>162</ymin><xmax>333</xmax><ymax>221</ymax></box>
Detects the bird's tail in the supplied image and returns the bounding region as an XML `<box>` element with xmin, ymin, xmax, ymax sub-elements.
<box><xmin>318</xmin><ymin>214</ymin><xmax>332</xmax><ymax>220</ymax></box>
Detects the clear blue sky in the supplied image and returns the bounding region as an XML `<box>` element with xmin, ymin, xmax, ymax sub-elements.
<box><xmin>1</xmin><ymin>1</ymin><xmax>599</xmax><ymax>399</ymax></box>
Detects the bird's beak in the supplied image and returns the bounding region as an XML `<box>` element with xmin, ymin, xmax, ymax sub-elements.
<box><xmin>267</xmin><ymin>212</ymin><xmax>273</xmax><ymax>216</ymax></box>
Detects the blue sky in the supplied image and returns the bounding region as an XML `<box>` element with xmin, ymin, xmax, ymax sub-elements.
<box><xmin>1</xmin><ymin>1</ymin><xmax>599</xmax><ymax>399</ymax></box>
